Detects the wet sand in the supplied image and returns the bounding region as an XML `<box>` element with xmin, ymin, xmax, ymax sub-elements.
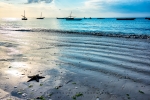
<box><xmin>0</xmin><ymin>31</ymin><xmax>150</xmax><ymax>100</ymax></box>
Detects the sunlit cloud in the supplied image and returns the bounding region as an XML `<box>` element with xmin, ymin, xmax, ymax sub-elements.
<box><xmin>83</xmin><ymin>0</ymin><xmax>150</xmax><ymax>13</ymax></box>
<box><xmin>0</xmin><ymin>0</ymin><xmax>54</xmax><ymax>4</ymax></box>
<box><xmin>0</xmin><ymin>0</ymin><xmax>25</xmax><ymax>4</ymax></box>
<box><xmin>27</xmin><ymin>0</ymin><xmax>53</xmax><ymax>4</ymax></box>
<box><xmin>0</xmin><ymin>0</ymin><xmax>150</xmax><ymax>18</ymax></box>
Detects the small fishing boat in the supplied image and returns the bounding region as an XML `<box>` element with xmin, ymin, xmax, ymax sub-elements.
<box><xmin>145</xmin><ymin>17</ymin><xmax>150</xmax><ymax>20</ymax></box>
<box><xmin>66</xmin><ymin>12</ymin><xmax>82</xmax><ymax>21</ymax></box>
<box><xmin>57</xmin><ymin>18</ymin><xmax>65</xmax><ymax>19</ymax></box>
<box><xmin>21</xmin><ymin>10</ymin><xmax>27</xmax><ymax>20</ymax></box>
<box><xmin>37</xmin><ymin>12</ymin><xmax>45</xmax><ymax>19</ymax></box>
<box><xmin>116</xmin><ymin>18</ymin><xmax>135</xmax><ymax>20</ymax></box>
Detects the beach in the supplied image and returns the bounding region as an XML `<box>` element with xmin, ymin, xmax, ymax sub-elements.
<box><xmin>0</xmin><ymin>29</ymin><xmax>150</xmax><ymax>100</ymax></box>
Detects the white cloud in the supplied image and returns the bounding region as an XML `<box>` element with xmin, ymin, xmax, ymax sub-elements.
<box><xmin>27</xmin><ymin>0</ymin><xmax>53</xmax><ymax>4</ymax></box>
<box><xmin>0</xmin><ymin>0</ymin><xmax>150</xmax><ymax>18</ymax></box>
<box><xmin>0</xmin><ymin>0</ymin><xmax>26</xmax><ymax>4</ymax></box>
<box><xmin>0</xmin><ymin>0</ymin><xmax>54</xmax><ymax>4</ymax></box>
<box><xmin>0</xmin><ymin>1</ymin><xmax>59</xmax><ymax>18</ymax></box>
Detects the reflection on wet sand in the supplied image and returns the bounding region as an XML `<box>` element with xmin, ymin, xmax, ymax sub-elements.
<box><xmin>0</xmin><ymin>31</ymin><xmax>150</xmax><ymax>100</ymax></box>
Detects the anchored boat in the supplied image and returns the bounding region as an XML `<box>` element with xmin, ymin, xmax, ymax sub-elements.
<box><xmin>21</xmin><ymin>10</ymin><xmax>27</xmax><ymax>20</ymax></box>
<box><xmin>66</xmin><ymin>12</ymin><xmax>82</xmax><ymax>21</ymax></box>
<box><xmin>145</xmin><ymin>17</ymin><xmax>150</xmax><ymax>20</ymax></box>
<box><xmin>57</xmin><ymin>18</ymin><xmax>65</xmax><ymax>19</ymax></box>
<box><xmin>116</xmin><ymin>18</ymin><xmax>135</xmax><ymax>20</ymax></box>
<box><xmin>37</xmin><ymin>12</ymin><xmax>45</xmax><ymax>19</ymax></box>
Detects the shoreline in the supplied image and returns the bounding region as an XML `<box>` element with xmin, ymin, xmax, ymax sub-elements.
<box><xmin>1</xmin><ymin>28</ymin><xmax>150</xmax><ymax>40</ymax></box>
<box><xmin>0</xmin><ymin>31</ymin><xmax>150</xmax><ymax>100</ymax></box>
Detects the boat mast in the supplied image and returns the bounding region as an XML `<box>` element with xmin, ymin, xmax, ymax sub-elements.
<box><xmin>41</xmin><ymin>12</ymin><xmax>42</xmax><ymax>18</ymax></box>
<box><xmin>70</xmin><ymin>11</ymin><xmax>72</xmax><ymax>18</ymax></box>
<box><xmin>24</xmin><ymin>10</ymin><xmax>25</xmax><ymax>17</ymax></box>
<box><xmin>70</xmin><ymin>12</ymin><xmax>72</xmax><ymax>18</ymax></box>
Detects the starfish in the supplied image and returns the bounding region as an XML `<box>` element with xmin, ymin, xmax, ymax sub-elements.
<box><xmin>27</xmin><ymin>74</ymin><xmax>45</xmax><ymax>82</ymax></box>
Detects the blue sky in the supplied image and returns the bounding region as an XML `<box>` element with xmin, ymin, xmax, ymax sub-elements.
<box><xmin>0</xmin><ymin>0</ymin><xmax>150</xmax><ymax>18</ymax></box>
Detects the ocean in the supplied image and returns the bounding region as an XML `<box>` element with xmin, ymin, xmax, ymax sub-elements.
<box><xmin>0</xmin><ymin>17</ymin><xmax>150</xmax><ymax>100</ymax></box>
<box><xmin>0</xmin><ymin>18</ymin><xmax>150</xmax><ymax>38</ymax></box>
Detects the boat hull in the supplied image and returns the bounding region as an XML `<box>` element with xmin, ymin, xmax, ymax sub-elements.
<box><xmin>145</xmin><ymin>18</ymin><xmax>150</xmax><ymax>20</ymax></box>
<box><xmin>66</xmin><ymin>18</ymin><xmax>74</xmax><ymax>20</ymax></box>
<box><xmin>22</xmin><ymin>18</ymin><xmax>27</xmax><ymax>20</ymax></box>
<box><xmin>116</xmin><ymin>18</ymin><xmax>135</xmax><ymax>20</ymax></box>
<box><xmin>57</xmin><ymin>18</ymin><xmax>65</xmax><ymax>19</ymax></box>
<box><xmin>37</xmin><ymin>17</ymin><xmax>45</xmax><ymax>19</ymax></box>
<box><xmin>66</xmin><ymin>18</ymin><xmax>82</xmax><ymax>21</ymax></box>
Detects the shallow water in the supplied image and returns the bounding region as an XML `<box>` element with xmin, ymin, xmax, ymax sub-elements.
<box><xmin>0</xmin><ymin>18</ymin><xmax>150</xmax><ymax>35</ymax></box>
<box><xmin>0</xmin><ymin>30</ymin><xmax>150</xmax><ymax>99</ymax></box>
<box><xmin>0</xmin><ymin>17</ymin><xmax>150</xmax><ymax>99</ymax></box>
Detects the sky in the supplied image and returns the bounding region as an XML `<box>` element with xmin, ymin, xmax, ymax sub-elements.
<box><xmin>0</xmin><ymin>0</ymin><xmax>150</xmax><ymax>18</ymax></box>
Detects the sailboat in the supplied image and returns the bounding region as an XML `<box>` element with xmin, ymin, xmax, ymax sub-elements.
<box><xmin>21</xmin><ymin>10</ymin><xmax>27</xmax><ymax>20</ymax></box>
<box><xmin>37</xmin><ymin>12</ymin><xmax>45</xmax><ymax>19</ymax></box>
<box><xmin>66</xmin><ymin>12</ymin><xmax>82</xmax><ymax>21</ymax></box>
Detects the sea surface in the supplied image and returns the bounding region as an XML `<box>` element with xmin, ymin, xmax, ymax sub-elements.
<box><xmin>0</xmin><ymin>18</ymin><xmax>150</xmax><ymax>37</ymax></box>
<box><xmin>0</xmin><ymin>18</ymin><xmax>150</xmax><ymax>100</ymax></box>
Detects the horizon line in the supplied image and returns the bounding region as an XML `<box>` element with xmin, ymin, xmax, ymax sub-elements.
<box><xmin>0</xmin><ymin>17</ymin><xmax>150</xmax><ymax>19</ymax></box>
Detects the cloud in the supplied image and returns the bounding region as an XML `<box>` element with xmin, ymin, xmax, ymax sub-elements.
<box><xmin>0</xmin><ymin>0</ymin><xmax>26</xmax><ymax>4</ymax></box>
<box><xmin>28</xmin><ymin>0</ymin><xmax>39</xmax><ymax>3</ymax></box>
<box><xmin>110</xmin><ymin>1</ymin><xmax>150</xmax><ymax>13</ymax></box>
<box><xmin>27</xmin><ymin>0</ymin><xmax>53</xmax><ymax>4</ymax></box>
<box><xmin>0</xmin><ymin>0</ymin><xmax>53</xmax><ymax>4</ymax></box>
<box><xmin>83</xmin><ymin>0</ymin><xmax>150</xmax><ymax>13</ymax></box>
<box><xmin>1</xmin><ymin>0</ymin><xmax>150</xmax><ymax>18</ymax></box>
